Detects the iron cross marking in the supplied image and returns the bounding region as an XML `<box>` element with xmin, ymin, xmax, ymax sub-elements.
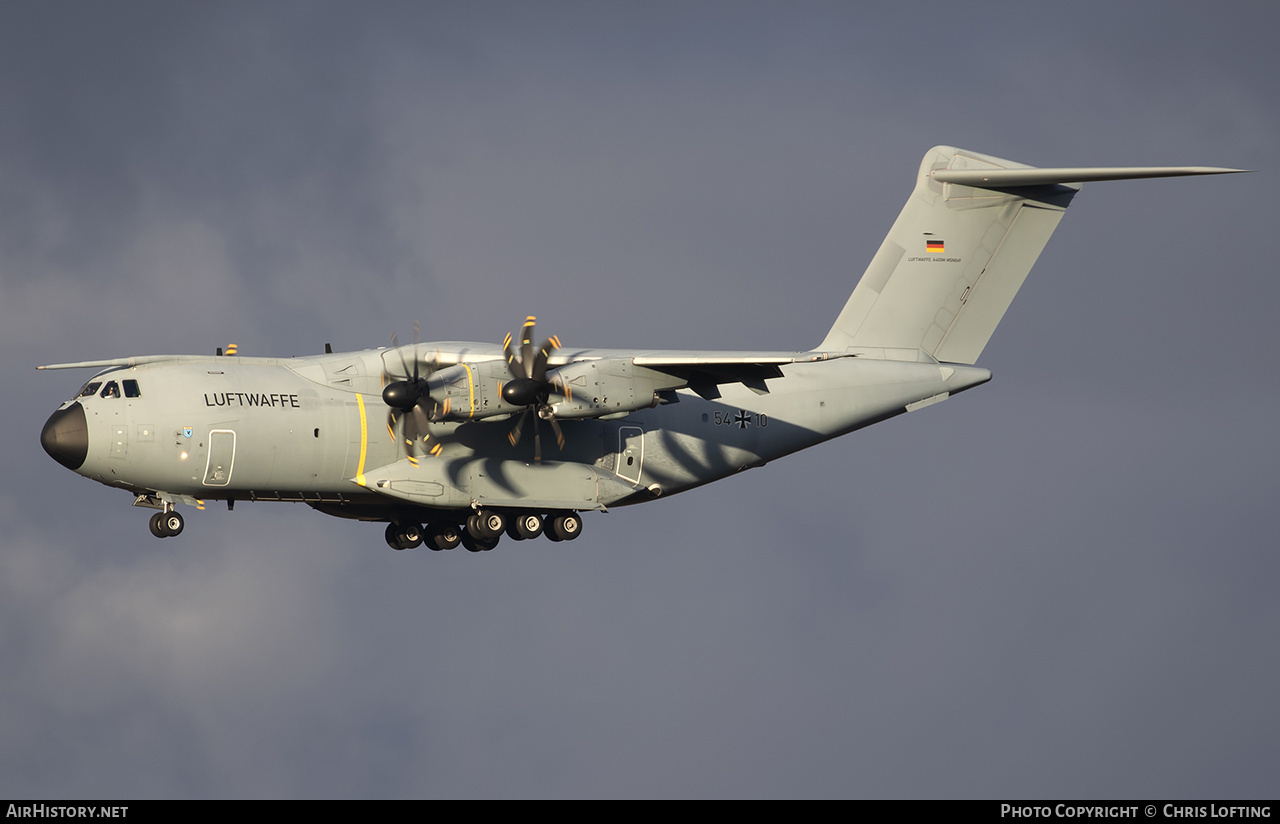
<box><xmin>734</xmin><ymin>411</ymin><xmax>751</xmax><ymax>429</ymax></box>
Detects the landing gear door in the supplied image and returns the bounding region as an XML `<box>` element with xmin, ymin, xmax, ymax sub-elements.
<box><xmin>616</xmin><ymin>425</ymin><xmax>643</xmax><ymax>485</ymax></box>
<box><xmin>203</xmin><ymin>429</ymin><xmax>236</xmax><ymax>486</ymax></box>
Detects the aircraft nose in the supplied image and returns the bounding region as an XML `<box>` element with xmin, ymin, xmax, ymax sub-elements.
<box><xmin>41</xmin><ymin>402</ymin><xmax>89</xmax><ymax>470</ymax></box>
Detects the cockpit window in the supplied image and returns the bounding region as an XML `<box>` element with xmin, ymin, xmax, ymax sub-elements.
<box><xmin>100</xmin><ymin>381</ymin><xmax>120</xmax><ymax>399</ymax></box>
<box><xmin>122</xmin><ymin>379</ymin><xmax>141</xmax><ymax>398</ymax></box>
<box><xmin>79</xmin><ymin>382</ymin><xmax>102</xmax><ymax>397</ymax></box>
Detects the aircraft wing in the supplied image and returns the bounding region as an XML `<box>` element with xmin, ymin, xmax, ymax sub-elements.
<box><xmin>627</xmin><ymin>351</ymin><xmax>821</xmax><ymax>398</ymax></box>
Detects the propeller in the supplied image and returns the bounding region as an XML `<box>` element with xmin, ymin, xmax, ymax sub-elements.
<box><xmin>382</xmin><ymin>322</ymin><xmax>444</xmax><ymax>464</ymax></box>
<box><xmin>501</xmin><ymin>316</ymin><xmax>568</xmax><ymax>464</ymax></box>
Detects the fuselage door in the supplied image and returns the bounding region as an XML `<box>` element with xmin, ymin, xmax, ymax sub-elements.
<box><xmin>616</xmin><ymin>425</ymin><xmax>644</xmax><ymax>484</ymax></box>
<box><xmin>203</xmin><ymin>429</ymin><xmax>236</xmax><ymax>486</ymax></box>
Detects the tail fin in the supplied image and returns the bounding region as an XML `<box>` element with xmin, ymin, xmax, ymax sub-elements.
<box><xmin>817</xmin><ymin>146</ymin><xmax>1243</xmax><ymax>364</ymax></box>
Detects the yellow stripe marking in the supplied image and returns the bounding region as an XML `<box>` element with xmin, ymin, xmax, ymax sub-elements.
<box><xmin>355</xmin><ymin>393</ymin><xmax>369</xmax><ymax>486</ymax></box>
<box><xmin>464</xmin><ymin>363</ymin><xmax>476</xmax><ymax>417</ymax></box>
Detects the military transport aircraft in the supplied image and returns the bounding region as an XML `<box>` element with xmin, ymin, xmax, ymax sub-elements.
<box><xmin>38</xmin><ymin>147</ymin><xmax>1242</xmax><ymax>551</ymax></box>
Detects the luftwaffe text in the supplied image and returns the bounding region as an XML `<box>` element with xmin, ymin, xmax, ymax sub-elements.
<box><xmin>203</xmin><ymin>392</ymin><xmax>301</xmax><ymax>408</ymax></box>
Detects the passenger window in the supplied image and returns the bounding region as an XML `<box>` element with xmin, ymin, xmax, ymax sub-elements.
<box><xmin>100</xmin><ymin>381</ymin><xmax>120</xmax><ymax>399</ymax></box>
<box><xmin>80</xmin><ymin>382</ymin><xmax>102</xmax><ymax>397</ymax></box>
<box><xmin>123</xmin><ymin>379</ymin><xmax>141</xmax><ymax>398</ymax></box>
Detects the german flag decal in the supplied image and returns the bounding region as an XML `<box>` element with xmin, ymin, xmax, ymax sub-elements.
<box><xmin>926</xmin><ymin>240</ymin><xmax>945</xmax><ymax>253</ymax></box>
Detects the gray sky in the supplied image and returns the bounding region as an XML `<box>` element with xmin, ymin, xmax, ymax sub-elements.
<box><xmin>3</xmin><ymin>0</ymin><xmax>1277</xmax><ymax>799</ymax></box>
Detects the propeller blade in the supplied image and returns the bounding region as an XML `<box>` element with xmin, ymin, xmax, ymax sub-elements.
<box><xmin>532</xmin><ymin>336</ymin><xmax>559</xmax><ymax>382</ymax></box>
<box><xmin>411</xmin><ymin>404</ymin><xmax>431</xmax><ymax>441</ymax></box>
<box><xmin>520</xmin><ymin>316</ymin><xmax>536</xmax><ymax>377</ymax></box>
<box><xmin>508</xmin><ymin>408</ymin><xmax>527</xmax><ymax>447</ymax></box>
<box><xmin>547</xmin><ymin>415</ymin><xmax>566</xmax><ymax>451</ymax></box>
<box><xmin>412</xmin><ymin>320</ymin><xmax>421</xmax><ymax>381</ymax></box>
<box><xmin>412</xmin><ymin>404</ymin><xmax>443</xmax><ymax>456</ymax></box>
<box><xmin>402</xmin><ymin>405</ymin><xmax>421</xmax><ymax>448</ymax></box>
<box><xmin>390</xmin><ymin>331</ymin><xmax>412</xmax><ymax>385</ymax></box>
<box><xmin>504</xmin><ymin>332</ymin><xmax>527</xmax><ymax>380</ymax></box>
<box><xmin>382</xmin><ymin>324</ymin><xmax>444</xmax><ymax>463</ymax></box>
<box><xmin>498</xmin><ymin>316</ymin><xmax>569</xmax><ymax>461</ymax></box>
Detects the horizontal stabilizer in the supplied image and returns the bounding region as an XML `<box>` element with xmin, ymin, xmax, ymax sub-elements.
<box><xmin>933</xmin><ymin>165</ymin><xmax>1246</xmax><ymax>188</ymax></box>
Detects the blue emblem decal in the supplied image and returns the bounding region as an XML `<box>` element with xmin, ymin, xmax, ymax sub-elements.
<box><xmin>183</xmin><ymin>427</ymin><xmax>193</xmax><ymax>438</ymax></box>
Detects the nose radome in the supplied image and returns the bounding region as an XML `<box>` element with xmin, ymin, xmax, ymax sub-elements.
<box><xmin>41</xmin><ymin>402</ymin><xmax>89</xmax><ymax>471</ymax></box>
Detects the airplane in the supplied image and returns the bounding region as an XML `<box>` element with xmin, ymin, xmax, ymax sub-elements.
<box><xmin>38</xmin><ymin>146</ymin><xmax>1243</xmax><ymax>552</ymax></box>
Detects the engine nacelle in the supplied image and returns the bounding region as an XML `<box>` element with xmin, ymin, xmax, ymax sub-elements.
<box><xmin>427</xmin><ymin>361</ymin><xmax>522</xmax><ymax>421</ymax></box>
<box><xmin>547</xmin><ymin>359</ymin><xmax>666</xmax><ymax>419</ymax></box>
<box><xmin>425</xmin><ymin>358</ymin><xmax>675</xmax><ymax>422</ymax></box>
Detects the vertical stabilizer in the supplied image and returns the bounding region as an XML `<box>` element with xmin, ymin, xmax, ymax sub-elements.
<box><xmin>816</xmin><ymin>146</ymin><xmax>1243</xmax><ymax>364</ymax></box>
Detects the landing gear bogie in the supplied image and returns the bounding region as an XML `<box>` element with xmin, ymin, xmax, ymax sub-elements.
<box><xmin>426</xmin><ymin>523</ymin><xmax>462</xmax><ymax>551</ymax></box>
<box><xmin>377</xmin><ymin>510</ymin><xmax>581</xmax><ymax>550</ymax></box>
<box><xmin>385</xmin><ymin>521</ymin><xmax>424</xmax><ymax>550</ymax></box>
<box><xmin>547</xmin><ymin>512</ymin><xmax>582</xmax><ymax>542</ymax></box>
<box><xmin>506</xmin><ymin>513</ymin><xmax>544</xmax><ymax>541</ymax></box>
<box><xmin>468</xmin><ymin>509</ymin><xmax>506</xmax><ymax>540</ymax></box>
<box><xmin>149</xmin><ymin>509</ymin><xmax>185</xmax><ymax>539</ymax></box>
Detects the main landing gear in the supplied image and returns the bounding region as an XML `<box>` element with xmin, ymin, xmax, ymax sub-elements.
<box><xmin>384</xmin><ymin>510</ymin><xmax>584</xmax><ymax>552</ymax></box>
<box><xmin>148</xmin><ymin>509</ymin><xmax>185</xmax><ymax>538</ymax></box>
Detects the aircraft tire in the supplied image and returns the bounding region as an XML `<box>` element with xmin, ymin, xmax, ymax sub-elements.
<box><xmin>513</xmin><ymin>513</ymin><xmax>543</xmax><ymax>541</ymax></box>
<box><xmin>149</xmin><ymin>512</ymin><xmax>168</xmax><ymax>538</ymax></box>
<box><xmin>427</xmin><ymin>524</ymin><xmax>461</xmax><ymax>551</ymax></box>
<box><xmin>548</xmin><ymin>513</ymin><xmax>582</xmax><ymax>542</ymax></box>
<box><xmin>460</xmin><ymin>531</ymin><xmax>497</xmax><ymax>552</ymax></box>
<box><xmin>471</xmin><ymin>509</ymin><xmax>505</xmax><ymax>540</ymax></box>
<box><xmin>162</xmin><ymin>511</ymin><xmax>184</xmax><ymax>538</ymax></box>
<box><xmin>400</xmin><ymin>523</ymin><xmax>423</xmax><ymax>549</ymax></box>
<box><xmin>385</xmin><ymin>522</ymin><xmax>407</xmax><ymax>550</ymax></box>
